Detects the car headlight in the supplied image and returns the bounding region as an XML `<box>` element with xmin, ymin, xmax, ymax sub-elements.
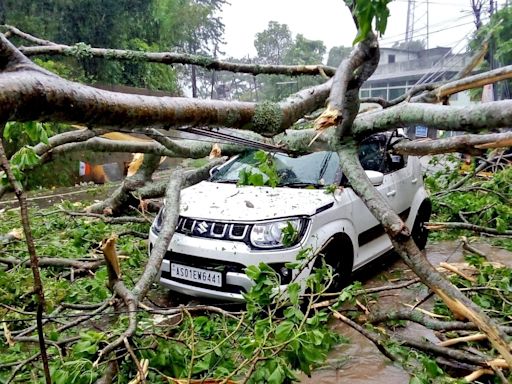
<box><xmin>151</xmin><ymin>207</ymin><xmax>165</xmax><ymax>234</ymax></box>
<box><xmin>250</xmin><ymin>218</ymin><xmax>306</xmax><ymax>249</ymax></box>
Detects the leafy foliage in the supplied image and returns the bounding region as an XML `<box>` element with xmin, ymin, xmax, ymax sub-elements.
<box><xmin>344</xmin><ymin>0</ymin><xmax>392</xmax><ymax>44</ymax></box>
<box><xmin>326</xmin><ymin>46</ymin><xmax>352</xmax><ymax>67</ymax></box>
<box><xmin>0</xmin><ymin>203</ymin><xmax>347</xmax><ymax>382</ymax></box>
<box><xmin>1</xmin><ymin>121</ymin><xmax>79</xmax><ymax>188</ymax></box>
<box><xmin>469</xmin><ymin>5</ymin><xmax>512</xmax><ymax>100</ymax></box>
<box><xmin>238</xmin><ymin>150</ymin><xmax>281</xmax><ymax>187</ymax></box>
<box><xmin>426</xmin><ymin>157</ymin><xmax>512</xmax><ymax>239</ymax></box>
<box><xmin>254</xmin><ymin>21</ymin><xmax>293</xmax><ymax>66</ymax></box>
<box><xmin>253</xmin><ymin>21</ymin><xmax>326</xmax><ymax>101</ymax></box>
<box><xmin>1</xmin><ymin>0</ymin><xmax>227</xmax><ymax>93</ymax></box>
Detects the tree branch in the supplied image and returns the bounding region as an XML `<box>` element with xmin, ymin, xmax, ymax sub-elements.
<box><xmin>314</xmin><ymin>34</ymin><xmax>379</xmax><ymax>137</ymax></box>
<box><xmin>2</xmin><ymin>25</ymin><xmax>57</xmax><ymax>46</ymax></box>
<box><xmin>393</xmin><ymin>131</ymin><xmax>512</xmax><ymax>156</ymax></box>
<box><xmin>368</xmin><ymin>308</ymin><xmax>512</xmax><ymax>334</ymax></box>
<box><xmin>427</xmin><ymin>221</ymin><xmax>512</xmax><ymax>237</ymax></box>
<box><xmin>94</xmin><ymin>168</ymin><xmax>183</xmax><ymax>372</ymax></box>
<box><xmin>432</xmin><ymin>64</ymin><xmax>512</xmax><ymax>101</ymax></box>
<box><xmin>352</xmin><ymin>100</ymin><xmax>512</xmax><ymax>136</ymax></box>
<box><xmin>2</xmin><ymin>25</ymin><xmax>337</xmax><ymax>77</ymax></box>
<box><xmin>132</xmin><ymin>169</ymin><xmax>183</xmax><ymax>299</ymax></box>
<box><xmin>0</xmin><ymin>256</ymin><xmax>103</xmax><ymax>270</ymax></box>
<box><xmin>0</xmin><ymin>138</ymin><xmax>51</xmax><ymax>383</ymax></box>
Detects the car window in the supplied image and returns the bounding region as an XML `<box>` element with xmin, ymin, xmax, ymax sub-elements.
<box><xmin>358</xmin><ymin>135</ymin><xmax>387</xmax><ymax>172</ymax></box>
<box><xmin>210</xmin><ymin>150</ymin><xmax>342</xmax><ymax>187</ymax></box>
<box><xmin>358</xmin><ymin>133</ymin><xmax>407</xmax><ymax>173</ymax></box>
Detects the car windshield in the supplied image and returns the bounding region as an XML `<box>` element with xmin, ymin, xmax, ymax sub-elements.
<box><xmin>210</xmin><ymin>150</ymin><xmax>342</xmax><ymax>187</ymax></box>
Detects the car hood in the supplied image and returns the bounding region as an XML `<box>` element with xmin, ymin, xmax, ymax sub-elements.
<box><xmin>179</xmin><ymin>181</ymin><xmax>336</xmax><ymax>221</ymax></box>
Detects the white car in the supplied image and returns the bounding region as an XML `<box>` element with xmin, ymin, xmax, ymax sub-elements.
<box><xmin>149</xmin><ymin>132</ymin><xmax>431</xmax><ymax>301</ymax></box>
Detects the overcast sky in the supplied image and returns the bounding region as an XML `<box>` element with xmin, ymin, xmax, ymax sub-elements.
<box><xmin>220</xmin><ymin>0</ymin><xmax>483</xmax><ymax>60</ymax></box>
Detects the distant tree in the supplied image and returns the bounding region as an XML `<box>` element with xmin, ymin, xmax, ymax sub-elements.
<box><xmin>254</xmin><ymin>21</ymin><xmax>293</xmax><ymax>65</ymax></box>
<box><xmin>471</xmin><ymin>5</ymin><xmax>512</xmax><ymax>99</ymax></box>
<box><xmin>1</xmin><ymin>0</ymin><xmax>227</xmax><ymax>94</ymax></box>
<box><xmin>326</xmin><ymin>45</ymin><xmax>352</xmax><ymax>67</ymax></box>
<box><xmin>284</xmin><ymin>34</ymin><xmax>325</xmax><ymax>65</ymax></box>
<box><xmin>253</xmin><ymin>23</ymin><xmax>327</xmax><ymax>101</ymax></box>
<box><xmin>168</xmin><ymin>0</ymin><xmax>227</xmax><ymax>97</ymax></box>
<box><xmin>392</xmin><ymin>39</ymin><xmax>426</xmax><ymax>51</ymax></box>
<box><xmin>474</xmin><ymin>5</ymin><xmax>512</xmax><ymax>66</ymax></box>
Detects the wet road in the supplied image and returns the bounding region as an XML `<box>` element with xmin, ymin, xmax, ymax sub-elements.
<box><xmin>302</xmin><ymin>241</ymin><xmax>512</xmax><ymax>384</ymax></box>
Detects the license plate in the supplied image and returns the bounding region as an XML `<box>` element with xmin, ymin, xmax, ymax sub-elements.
<box><xmin>170</xmin><ymin>263</ymin><xmax>222</xmax><ymax>287</ymax></box>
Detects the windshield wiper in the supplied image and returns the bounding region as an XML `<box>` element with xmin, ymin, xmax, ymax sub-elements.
<box><xmin>212</xmin><ymin>179</ymin><xmax>238</xmax><ymax>184</ymax></box>
<box><xmin>279</xmin><ymin>182</ymin><xmax>325</xmax><ymax>188</ymax></box>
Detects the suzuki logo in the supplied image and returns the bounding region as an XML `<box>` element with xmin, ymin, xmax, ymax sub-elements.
<box><xmin>195</xmin><ymin>221</ymin><xmax>209</xmax><ymax>234</ymax></box>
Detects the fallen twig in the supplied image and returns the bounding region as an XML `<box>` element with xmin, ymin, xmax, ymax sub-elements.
<box><xmin>331</xmin><ymin>308</ymin><xmax>399</xmax><ymax>363</ymax></box>
<box><xmin>61</xmin><ymin>209</ymin><xmax>148</xmax><ymax>223</ymax></box>
<box><xmin>439</xmin><ymin>262</ymin><xmax>477</xmax><ymax>282</ymax></box>
<box><xmin>427</xmin><ymin>221</ymin><xmax>512</xmax><ymax>237</ymax></box>
<box><xmin>437</xmin><ymin>333</ymin><xmax>487</xmax><ymax>347</ymax></box>
<box><xmin>402</xmin><ymin>303</ymin><xmax>450</xmax><ymax>319</ymax></box>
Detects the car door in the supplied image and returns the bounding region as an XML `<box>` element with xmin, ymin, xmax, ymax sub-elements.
<box><xmin>386</xmin><ymin>151</ymin><xmax>418</xmax><ymax>221</ymax></box>
<box><xmin>351</xmin><ymin>135</ymin><xmax>396</xmax><ymax>268</ymax></box>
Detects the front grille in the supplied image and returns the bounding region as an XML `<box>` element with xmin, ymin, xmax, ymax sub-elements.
<box><xmin>176</xmin><ymin>217</ymin><xmax>252</xmax><ymax>244</ymax></box>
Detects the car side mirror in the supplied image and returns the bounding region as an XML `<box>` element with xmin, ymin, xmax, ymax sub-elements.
<box><xmin>209</xmin><ymin>165</ymin><xmax>220</xmax><ymax>178</ymax></box>
<box><xmin>365</xmin><ymin>170</ymin><xmax>384</xmax><ymax>186</ymax></box>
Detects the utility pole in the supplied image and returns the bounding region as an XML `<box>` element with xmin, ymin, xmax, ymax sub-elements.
<box><xmin>489</xmin><ymin>0</ymin><xmax>498</xmax><ymax>100</ymax></box>
<box><xmin>405</xmin><ymin>0</ymin><xmax>415</xmax><ymax>42</ymax></box>
<box><xmin>426</xmin><ymin>0</ymin><xmax>429</xmax><ymax>49</ymax></box>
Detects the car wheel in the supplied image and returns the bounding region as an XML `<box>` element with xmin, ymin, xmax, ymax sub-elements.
<box><xmin>315</xmin><ymin>235</ymin><xmax>353</xmax><ymax>294</ymax></box>
<box><xmin>412</xmin><ymin>201</ymin><xmax>431</xmax><ymax>251</ymax></box>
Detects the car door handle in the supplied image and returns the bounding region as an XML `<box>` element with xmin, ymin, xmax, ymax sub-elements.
<box><xmin>411</xmin><ymin>178</ymin><xmax>418</xmax><ymax>184</ymax></box>
<box><xmin>386</xmin><ymin>190</ymin><xmax>396</xmax><ymax>197</ymax></box>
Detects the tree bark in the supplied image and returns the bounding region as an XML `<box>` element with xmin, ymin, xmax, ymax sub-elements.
<box><xmin>2</xmin><ymin>24</ymin><xmax>337</xmax><ymax>77</ymax></box>
<box><xmin>393</xmin><ymin>131</ymin><xmax>512</xmax><ymax>156</ymax></box>
<box><xmin>0</xmin><ymin>139</ymin><xmax>51</xmax><ymax>384</ymax></box>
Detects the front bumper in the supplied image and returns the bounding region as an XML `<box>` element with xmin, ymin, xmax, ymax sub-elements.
<box><xmin>150</xmin><ymin>229</ymin><xmax>305</xmax><ymax>302</ymax></box>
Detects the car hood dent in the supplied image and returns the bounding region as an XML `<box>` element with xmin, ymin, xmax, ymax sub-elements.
<box><xmin>179</xmin><ymin>181</ymin><xmax>337</xmax><ymax>221</ymax></box>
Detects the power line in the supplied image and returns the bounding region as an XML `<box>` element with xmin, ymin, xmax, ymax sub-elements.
<box><xmin>379</xmin><ymin>16</ymin><xmax>476</xmax><ymax>46</ymax></box>
<box><xmin>414</xmin><ymin>28</ymin><xmax>474</xmax><ymax>86</ymax></box>
<box><xmin>95</xmin><ymin>126</ymin><xmax>296</xmax><ymax>155</ymax></box>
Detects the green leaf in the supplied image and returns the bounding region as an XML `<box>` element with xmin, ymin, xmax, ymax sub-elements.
<box><xmin>248</xmin><ymin>172</ymin><xmax>265</xmax><ymax>186</ymax></box>
<box><xmin>275</xmin><ymin>320</ymin><xmax>294</xmax><ymax>342</ymax></box>
<box><xmin>245</xmin><ymin>265</ymin><xmax>261</xmax><ymax>280</ymax></box>
<box><xmin>267</xmin><ymin>365</ymin><xmax>285</xmax><ymax>384</ymax></box>
<box><xmin>310</xmin><ymin>329</ymin><xmax>325</xmax><ymax>346</ymax></box>
<box><xmin>40</xmin><ymin>129</ymin><xmax>49</xmax><ymax>145</ymax></box>
<box><xmin>287</xmin><ymin>282</ymin><xmax>300</xmax><ymax>306</ymax></box>
<box><xmin>254</xmin><ymin>150</ymin><xmax>267</xmax><ymax>162</ymax></box>
<box><xmin>301</xmin><ymin>342</ymin><xmax>324</xmax><ymax>364</ymax></box>
<box><xmin>409</xmin><ymin>376</ymin><xmax>426</xmax><ymax>384</ymax></box>
<box><xmin>3</xmin><ymin>122</ymin><xmax>12</xmax><ymax>141</ymax></box>
<box><xmin>285</xmin><ymin>261</ymin><xmax>300</xmax><ymax>269</ymax></box>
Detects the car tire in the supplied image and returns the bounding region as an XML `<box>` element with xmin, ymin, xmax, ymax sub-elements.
<box><xmin>411</xmin><ymin>201</ymin><xmax>431</xmax><ymax>251</ymax></box>
<box><xmin>316</xmin><ymin>234</ymin><xmax>354</xmax><ymax>293</ymax></box>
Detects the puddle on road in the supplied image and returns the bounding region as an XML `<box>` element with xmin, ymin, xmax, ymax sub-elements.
<box><xmin>303</xmin><ymin>324</ymin><xmax>410</xmax><ymax>384</ymax></box>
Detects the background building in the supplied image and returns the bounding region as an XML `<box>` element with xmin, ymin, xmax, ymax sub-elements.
<box><xmin>361</xmin><ymin>46</ymin><xmax>473</xmax><ymax>138</ymax></box>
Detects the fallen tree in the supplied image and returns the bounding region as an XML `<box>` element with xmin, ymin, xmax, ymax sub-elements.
<box><xmin>1</xmin><ymin>1</ymin><xmax>512</xmax><ymax>382</ymax></box>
